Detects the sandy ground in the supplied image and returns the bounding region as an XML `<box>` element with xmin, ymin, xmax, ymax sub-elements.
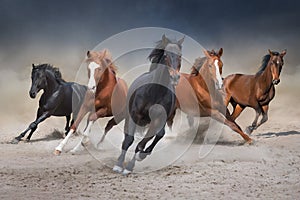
<box><xmin>0</xmin><ymin>111</ymin><xmax>299</xmax><ymax>200</ymax></box>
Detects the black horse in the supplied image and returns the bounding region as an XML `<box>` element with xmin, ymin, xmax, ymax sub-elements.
<box><xmin>11</xmin><ymin>64</ymin><xmax>87</xmax><ymax>144</ymax></box>
<box><xmin>113</xmin><ymin>35</ymin><xmax>184</xmax><ymax>175</ymax></box>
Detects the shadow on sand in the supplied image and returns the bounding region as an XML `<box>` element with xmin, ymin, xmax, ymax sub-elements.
<box><xmin>258</xmin><ymin>130</ymin><xmax>300</xmax><ymax>137</ymax></box>
<box><xmin>26</xmin><ymin>129</ymin><xmax>65</xmax><ymax>143</ymax></box>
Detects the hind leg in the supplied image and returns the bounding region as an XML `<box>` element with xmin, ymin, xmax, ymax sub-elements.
<box><xmin>211</xmin><ymin>109</ymin><xmax>252</xmax><ymax>143</ymax></box>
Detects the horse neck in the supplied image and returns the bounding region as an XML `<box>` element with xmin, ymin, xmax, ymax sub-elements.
<box><xmin>96</xmin><ymin>67</ymin><xmax>116</xmax><ymax>92</ymax></box>
<box><xmin>199</xmin><ymin>64</ymin><xmax>215</xmax><ymax>91</ymax></box>
<box><xmin>256</xmin><ymin>63</ymin><xmax>273</xmax><ymax>91</ymax></box>
<box><xmin>44</xmin><ymin>70</ymin><xmax>60</xmax><ymax>96</ymax></box>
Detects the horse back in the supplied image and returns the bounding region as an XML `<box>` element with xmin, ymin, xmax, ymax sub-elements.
<box><xmin>224</xmin><ymin>73</ymin><xmax>258</xmax><ymax>107</ymax></box>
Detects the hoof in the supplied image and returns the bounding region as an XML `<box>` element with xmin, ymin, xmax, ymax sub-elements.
<box><xmin>10</xmin><ymin>138</ymin><xmax>20</xmax><ymax>144</ymax></box>
<box><xmin>135</xmin><ymin>152</ymin><xmax>147</xmax><ymax>161</ymax></box>
<box><xmin>245</xmin><ymin>139</ymin><xmax>254</xmax><ymax>145</ymax></box>
<box><xmin>122</xmin><ymin>169</ymin><xmax>132</xmax><ymax>176</ymax></box>
<box><xmin>53</xmin><ymin>150</ymin><xmax>61</xmax><ymax>156</ymax></box>
<box><xmin>245</xmin><ymin>126</ymin><xmax>254</xmax><ymax>134</ymax></box>
<box><xmin>112</xmin><ymin>165</ymin><xmax>123</xmax><ymax>173</ymax></box>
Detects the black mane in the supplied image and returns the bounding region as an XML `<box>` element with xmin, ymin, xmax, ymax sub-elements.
<box><xmin>148</xmin><ymin>38</ymin><xmax>181</xmax><ymax>71</ymax></box>
<box><xmin>34</xmin><ymin>64</ymin><xmax>65</xmax><ymax>83</ymax></box>
<box><xmin>257</xmin><ymin>51</ymin><xmax>279</xmax><ymax>74</ymax></box>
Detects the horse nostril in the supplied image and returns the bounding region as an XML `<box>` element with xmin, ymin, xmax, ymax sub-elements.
<box><xmin>273</xmin><ymin>79</ymin><xmax>280</xmax><ymax>85</ymax></box>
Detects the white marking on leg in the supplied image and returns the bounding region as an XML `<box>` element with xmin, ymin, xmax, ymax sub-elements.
<box><xmin>55</xmin><ymin>129</ymin><xmax>74</xmax><ymax>152</ymax></box>
<box><xmin>87</xmin><ymin>62</ymin><xmax>100</xmax><ymax>92</ymax></box>
<box><xmin>214</xmin><ymin>60</ymin><xmax>223</xmax><ymax>89</ymax></box>
<box><xmin>70</xmin><ymin>121</ymin><xmax>93</xmax><ymax>153</ymax></box>
<box><xmin>112</xmin><ymin>165</ymin><xmax>123</xmax><ymax>173</ymax></box>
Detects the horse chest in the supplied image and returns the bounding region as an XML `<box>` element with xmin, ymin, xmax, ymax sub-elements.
<box><xmin>257</xmin><ymin>85</ymin><xmax>275</xmax><ymax>105</ymax></box>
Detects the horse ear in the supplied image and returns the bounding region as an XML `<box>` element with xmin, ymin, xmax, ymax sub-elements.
<box><xmin>280</xmin><ymin>49</ymin><xmax>287</xmax><ymax>57</ymax></box>
<box><xmin>87</xmin><ymin>51</ymin><xmax>91</xmax><ymax>57</ymax></box>
<box><xmin>178</xmin><ymin>36</ymin><xmax>185</xmax><ymax>46</ymax></box>
<box><xmin>218</xmin><ymin>48</ymin><xmax>223</xmax><ymax>57</ymax></box>
<box><xmin>268</xmin><ymin>49</ymin><xmax>274</xmax><ymax>56</ymax></box>
<box><xmin>32</xmin><ymin>63</ymin><xmax>35</xmax><ymax>68</ymax></box>
<box><xmin>203</xmin><ymin>49</ymin><xmax>211</xmax><ymax>58</ymax></box>
<box><xmin>162</xmin><ymin>34</ymin><xmax>169</xmax><ymax>44</ymax></box>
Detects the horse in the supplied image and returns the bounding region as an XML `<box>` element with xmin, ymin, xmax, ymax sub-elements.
<box><xmin>223</xmin><ymin>49</ymin><xmax>286</xmax><ymax>134</ymax></box>
<box><xmin>112</xmin><ymin>34</ymin><xmax>184</xmax><ymax>175</ymax></box>
<box><xmin>11</xmin><ymin>64</ymin><xmax>87</xmax><ymax>144</ymax></box>
<box><xmin>54</xmin><ymin>49</ymin><xmax>128</xmax><ymax>155</ymax></box>
<box><xmin>168</xmin><ymin>48</ymin><xmax>252</xmax><ymax>143</ymax></box>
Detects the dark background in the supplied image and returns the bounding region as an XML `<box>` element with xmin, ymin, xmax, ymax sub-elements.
<box><xmin>0</xmin><ymin>0</ymin><xmax>299</xmax><ymax>78</ymax></box>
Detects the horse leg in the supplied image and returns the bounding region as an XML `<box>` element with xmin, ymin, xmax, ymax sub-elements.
<box><xmin>123</xmin><ymin>104</ymin><xmax>167</xmax><ymax>174</ymax></box>
<box><xmin>230</xmin><ymin>104</ymin><xmax>245</xmax><ymax>120</ymax></box>
<box><xmin>113</xmin><ymin>117</ymin><xmax>136</xmax><ymax>174</ymax></box>
<box><xmin>135</xmin><ymin>127</ymin><xmax>166</xmax><ymax>162</ymax></box>
<box><xmin>211</xmin><ymin>110</ymin><xmax>252</xmax><ymax>143</ymax></box>
<box><xmin>54</xmin><ymin>97</ymin><xmax>93</xmax><ymax>155</ymax></box>
<box><xmin>12</xmin><ymin>109</ymin><xmax>50</xmax><ymax>144</ymax></box>
<box><xmin>166</xmin><ymin>109</ymin><xmax>176</xmax><ymax>131</ymax></box>
<box><xmin>245</xmin><ymin>107</ymin><xmax>261</xmax><ymax>134</ymax></box>
<box><xmin>64</xmin><ymin>115</ymin><xmax>71</xmax><ymax>134</ymax></box>
<box><xmin>70</xmin><ymin>119</ymin><xmax>94</xmax><ymax>154</ymax></box>
<box><xmin>97</xmin><ymin>118</ymin><xmax>117</xmax><ymax>145</ymax></box>
<box><xmin>252</xmin><ymin>105</ymin><xmax>269</xmax><ymax>132</ymax></box>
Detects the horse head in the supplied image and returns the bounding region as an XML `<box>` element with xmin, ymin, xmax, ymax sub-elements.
<box><xmin>29</xmin><ymin>64</ymin><xmax>47</xmax><ymax>98</ymax></box>
<box><xmin>203</xmin><ymin>48</ymin><xmax>224</xmax><ymax>90</ymax></box>
<box><xmin>162</xmin><ymin>34</ymin><xmax>184</xmax><ymax>85</ymax></box>
<box><xmin>268</xmin><ymin>49</ymin><xmax>286</xmax><ymax>85</ymax></box>
<box><xmin>86</xmin><ymin>49</ymin><xmax>115</xmax><ymax>92</ymax></box>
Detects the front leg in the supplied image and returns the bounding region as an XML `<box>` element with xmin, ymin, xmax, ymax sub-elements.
<box><xmin>71</xmin><ymin>108</ymin><xmax>108</xmax><ymax>153</ymax></box>
<box><xmin>26</xmin><ymin>111</ymin><xmax>52</xmax><ymax>141</ymax></box>
<box><xmin>11</xmin><ymin>108</ymin><xmax>47</xmax><ymax>144</ymax></box>
<box><xmin>245</xmin><ymin>107</ymin><xmax>261</xmax><ymax>134</ymax></box>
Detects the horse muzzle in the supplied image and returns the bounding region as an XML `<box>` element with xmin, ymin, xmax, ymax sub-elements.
<box><xmin>29</xmin><ymin>91</ymin><xmax>37</xmax><ymax>99</ymax></box>
<box><xmin>272</xmin><ymin>79</ymin><xmax>280</xmax><ymax>85</ymax></box>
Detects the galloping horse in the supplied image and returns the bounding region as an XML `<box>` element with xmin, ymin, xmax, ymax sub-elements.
<box><xmin>11</xmin><ymin>64</ymin><xmax>87</xmax><ymax>144</ymax></box>
<box><xmin>54</xmin><ymin>50</ymin><xmax>127</xmax><ymax>155</ymax></box>
<box><xmin>113</xmin><ymin>35</ymin><xmax>184</xmax><ymax>175</ymax></box>
<box><xmin>223</xmin><ymin>49</ymin><xmax>286</xmax><ymax>134</ymax></box>
<box><xmin>169</xmin><ymin>48</ymin><xmax>252</xmax><ymax>143</ymax></box>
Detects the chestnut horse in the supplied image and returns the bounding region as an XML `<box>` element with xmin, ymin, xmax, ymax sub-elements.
<box><xmin>223</xmin><ymin>49</ymin><xmax>286</xmax><ymax>134</ymax></box>
<box><xmin>169</xmin><ymin>48</ymin><xmax>252</xmax><ymax>143</ymax></box>
<box><xmin>54</xmin><ymin>50</ymin><xmax>127</xmax><ymax>155</ymax></box>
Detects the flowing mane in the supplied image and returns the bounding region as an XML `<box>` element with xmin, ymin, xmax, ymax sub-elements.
<box><xmin>34</xmin><ymin>64</ymin><xmax>65</xmax><ymax>83</ymax></box>
<box><xmin>148</xmin><ymin>39</ymin><xmax>167</xmax><ymax>71</ymax></box>
<box><xmin>191</xmin><ymin>57</ymin><xmax>207</xmax><ymax>76</ymax></box>
<box><xmin>86</xmin><ymin>50</ymin><xmax>118</xmax><ymax>74</ymax></box>
<box><xmin>256</xmin><ymin>51</ymin><xmax>279</xmax><ymax>74</ymax></box>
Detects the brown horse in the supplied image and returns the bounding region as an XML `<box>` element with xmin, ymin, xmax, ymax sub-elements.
<box><xmin>223</xmin><ymin>49</ymin><xmax>286</xmax><ymax>134</ymax></box>
<box><xmin>54</xmin><ymin>50</ymin><xmax>127</xmax><ymax>155</ymax></box>
<box><xmin>169</xmin><ymin>48</ymin><xmax>252</xmax><ymax>143</ymax></box>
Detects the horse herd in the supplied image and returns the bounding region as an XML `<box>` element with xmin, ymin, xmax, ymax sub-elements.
<box><xmin>11</xmin><ymin>35</ymin><xmax>286</xmax><ymax>175</ymax></box>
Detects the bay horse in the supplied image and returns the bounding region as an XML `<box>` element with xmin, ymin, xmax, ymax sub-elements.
<box><xmin>11</xmin><ymin>64</ymin><xmax>87</xmax><ymax>144</ymax></box>
<box><xmin>113</xmin><ymin>35</ymin><xmax>184</xmax><ymax>175</ymax></box>
<box><xmin>223</xmin><ymin>49</ymin><xmax>286</xmax><ymax>134</ymax></box>
<box><xmin>168</xmin><ymin>48</ymin><xmax>252</xmax><ymax>143</ymax></box>
<box><xmin>54</xmin><ymin>50</ymin><xmax>127</xmax><ymax>155</ymax></box>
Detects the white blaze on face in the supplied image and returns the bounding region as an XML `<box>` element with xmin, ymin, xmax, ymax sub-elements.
<box><xmin>214</xmin><ymin>59</ymin><xmax>223</xmax><ymax>89</ymax></box>
<box><xmin>88</xmin><ymin>62</ymin><xmax>100</xmax><ymax>91</ymax></box>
